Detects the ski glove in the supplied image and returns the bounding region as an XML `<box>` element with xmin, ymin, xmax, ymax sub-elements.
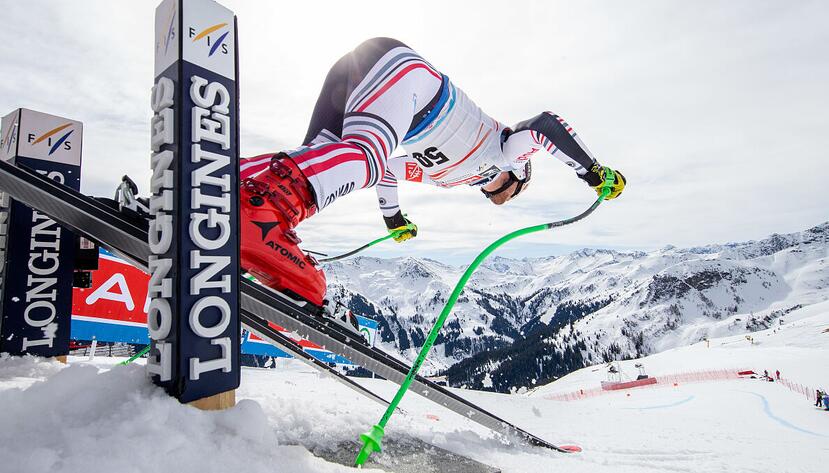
<box><xmin>582</xmin><ymin>164</ymin><xmax>626</xmax><ymax>200</ymax></box>
<box><xmin>384</xmin><ymin>211</ymin><xmax>418</xmax><ymax>243</ymax></box>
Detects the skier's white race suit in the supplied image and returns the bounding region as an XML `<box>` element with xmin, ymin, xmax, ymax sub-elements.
<box><xmin>240</xmin><ymin>37</ymin><xmax>603</xmax><ymax>221</ymax></box>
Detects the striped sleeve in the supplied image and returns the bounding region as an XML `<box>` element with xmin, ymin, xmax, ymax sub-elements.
<box><xmin>505</xmin><ymin>112</ymin><xmax>601</xmax><ymax>185</ymax></box>
<box><xmin>376</xmin><ymin>165</ymin><xmax>401</xmax><ymax>218</ymax></box>
<box><xmin>375</xmin><ymin>153</ymin><xmax>442</xmax><ymax>218</ymax></box>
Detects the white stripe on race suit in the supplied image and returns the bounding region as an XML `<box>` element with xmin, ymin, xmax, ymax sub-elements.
<box><xmin>346</xmin><ymin>49</ymin><xmax>429</xmax><ymax>111</ymax></box>
<box><xmin>294</xmin><ymin>147</ymin><xmax>360</xmax><ymax>170</ymax></box>
<box><xmin>240</xmin><ymin>155</ymin><xmax>272</xmax><ymax>172</ymax></box>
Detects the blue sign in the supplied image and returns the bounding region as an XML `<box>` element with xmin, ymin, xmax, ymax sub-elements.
<box><xmin>147</xmin><ymin>0</ymin><xmax>240</xmax><ymax>403</ymax></box>
<box><xmin>0</xmin><ymin>109</ymin><xmax>83</xmax><ymax>358</ymax></box>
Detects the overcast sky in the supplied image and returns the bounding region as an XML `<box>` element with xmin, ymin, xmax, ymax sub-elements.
<box><xmin>1</xmin><ymin>1</ymin><xmax>826</xmax><ymax>264</ymax></box>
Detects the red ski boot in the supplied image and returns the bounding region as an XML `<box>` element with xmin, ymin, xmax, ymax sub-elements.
<box><xmin>240</xmin><ymin>153</ymin><xmax>326</xmax><ymax>307</ymax></box>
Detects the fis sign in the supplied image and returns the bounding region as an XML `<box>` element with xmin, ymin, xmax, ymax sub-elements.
<box><xmin>0</xmin><ymin>109</ymin><xmax>82</xmax><ymax>358</ymax></box>
<box><xmin>149</xmin><ymin>0</ymin><xmax>240</xmax><ymax>403</ymax></box>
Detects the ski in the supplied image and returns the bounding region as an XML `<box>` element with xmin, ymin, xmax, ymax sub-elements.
<box><xmin>0</xmin><ymin>159</ymin><xmax>568</xmax><ymax>452</ymax></box>
<box><xmin>240</xmin><ymin>280</ymin><xmax>568</xmax><ymax>451</ymax></box>
<box><xmin>239</xmin><ymin>312</ymin><xmax>394</xmax><ymax>409</ymax></box>
<box><xmin>0</xmin><ymin>160</ymin><xmax>393</xmax><ymax>408</ymax></box>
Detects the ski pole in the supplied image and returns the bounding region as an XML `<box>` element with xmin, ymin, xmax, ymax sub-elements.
<box><xmin>354</xmin><ymin>168</ymin><xmax>616</xmax><ymax>467</ymax></box>
<box><xmin>119</xmin><ymin>344</ymin><xmax>151</xmax><ymax>366</ymax></box>
<box><xmin>317</xmin><ymin>228</ymin><xmax>411</xmax><ymax>263</ymax></box>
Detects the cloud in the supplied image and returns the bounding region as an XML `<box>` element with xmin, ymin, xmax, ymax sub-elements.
<box><xmin>1</xmin><ymin>0</ymin><xmax>826</xmax><ymax>265</ymax></box>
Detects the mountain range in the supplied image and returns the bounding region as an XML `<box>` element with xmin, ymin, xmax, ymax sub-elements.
<box><xmin>324</xmin><ymin>222</ymin><xmax>829</xmax><ymax>392</ymax></box>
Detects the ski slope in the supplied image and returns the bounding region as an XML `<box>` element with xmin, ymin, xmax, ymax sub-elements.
<box><xmin>1</xmin><ymin>303</ymin><xmax>827</xmax><ymax>472</ymax></box>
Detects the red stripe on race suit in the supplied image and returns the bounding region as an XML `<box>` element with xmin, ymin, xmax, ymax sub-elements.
<box><xmin>356</xmin><ymin>63</ymin><xmax>441</xmax><ymax>112</ymax></box>
<box><xmin>240</xmin><ymin>161</ymin><xmax>271</xmax><ymax>179</ymax></box>
<box><xmin>303</xmin><ymin>152</ymin><xmax>368</xmax><ymax>179</ymax></box>
<box><xmin>291</xmin><ymin>143</ymin><xmax>371</xmax><ymax>187</ymax></box>
<box><xmin>362</xmin><ymin>130</ymin><xmax>388</xmax><ymax>178</ymax></box>
<box><xmin>364</xmin><ymin>129</ymin><xmax>388</xmax><ymax>159</ymax></box>
<box><xmin>443</xmin><ymin>175</ymin><xmax>485</xmax><ymax>187</ymax></box>
<box><xmin>240</xmin><ymin>154</ymin><xmax>276</xmax><ymax>179</ymax></box>
<box><xmin>344</xmin><ymin>132</ymin><xmax>384</xmax><ymax>179</ymax></box>
<box><xmin>291</xmin><ymin>143</ymin><xmax>354</xmax><ymax>165</ymax></box>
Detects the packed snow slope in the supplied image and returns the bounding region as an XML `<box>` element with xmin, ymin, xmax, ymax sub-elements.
<box><xmin>1</xmin><ymin>303</ymin><xmax>826</xmax><ymax>473</ymax></box>
<box><xmin>325</xmin><ymin>222</ymin><xmax>829</xmax><ymax>391</ymax></box>
<box><xmin>532</xmin><ymin>299</ymin><xmax>829</xmax><ymax>396</ymax></box>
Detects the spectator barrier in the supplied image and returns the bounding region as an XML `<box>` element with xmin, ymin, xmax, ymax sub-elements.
<box><xmin>543</xmin><ymin>367</ymin><xmax>817</xmax><ymax>403</ymax></box>
<box><xmin>543</xmin><ymin>368</ymin><xmax>747</xmax><ymax>401</ymax></box>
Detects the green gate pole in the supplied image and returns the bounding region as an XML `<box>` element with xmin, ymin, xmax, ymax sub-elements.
<box><xmin>355</xmin><ymin>169</ymin><xmax>616</xmax><ymax>467</ymax></box>
<box><xmin>119</xmin><ymin>345</ymin><xmax>151</xmax><ymax>366</ymax></box>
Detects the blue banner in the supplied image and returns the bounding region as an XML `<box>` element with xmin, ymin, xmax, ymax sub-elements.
<box><xmin>147</xmin><ymin>0</ymin><xmax>240</xmax><ymax>403</ymax></box>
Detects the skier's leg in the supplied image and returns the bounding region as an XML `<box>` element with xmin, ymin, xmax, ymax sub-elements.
<box><xmin>241</xmin><ymin>38</ymin><xmax>442</xmax><ymax>306</ymax></box>
<box><xmin>304</xmin><ymin>37</ymin><xmax>410</xmax><ymax>145</ymax></box>
<box><xmin>238</xmin><ymin>43</ymin><xmax>364</xmax><ymax>180</ymax></box>
<box><xmin>244</xmin><ymin>38</ymin><xmax>442</xmax><ymax>207</ymax></box>
<box><xmin>241</xmin><ymin>154</ymin><xmax>326</xmax><ymax>305</ymax></box>
<box><xmin>302</xmin><ymin>53</ymin><xmax>350</xmax><ymax>145</ymax></box>
<box><xmin>286</xmin><ymin>37</ymin><xmax>442</xmax><ymax>211</ymax></box>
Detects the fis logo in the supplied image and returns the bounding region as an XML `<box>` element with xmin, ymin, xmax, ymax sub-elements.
<box><xmin>405</xmin><ymin>162</ymin><xmax>423</xmax><ymax>182</ymax></box>
<box><xmin>156</xmin><ymin>2</ymin><xmax>177</xmax><ymax>56</ymax></box>
<box><xmin>28</xmin><ymin>123</ymin><xmax>74</xmax><ymax>155</ymax></box>
<box><xmin>2</xmin><ymin>120</ymin><xmax>18</xmax><ymax>153</ymax></box>
<box><xmin>190</xmin><ymin>23</ymin><xmax>229</xmax><ymax>57</ymax></box>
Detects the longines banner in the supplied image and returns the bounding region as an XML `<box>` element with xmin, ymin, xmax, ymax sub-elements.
<box><xmin>148</xmin><ymin>0</ymin><xmax>241</xmax><ymax>402</ymax></box>
<box><xmin>70</xmin><ymin>249</ymin><xmax>379</xmax><ymax>364</ymax></box>
<box><xmin>0</xmin><ymin>108</ymin><xmax>82</xmax><ymax>358</ymax></box>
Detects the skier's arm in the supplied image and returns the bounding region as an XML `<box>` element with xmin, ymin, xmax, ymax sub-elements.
<box><xmin>375</xmin><ymin>154</ymin><xmax>440</xmax><ymax>218</ymax></box>
<box><xmin>503</xmin><ymin>112</ymin><xmax>625</xmax><ymax>198</ymax></box>
<box><xmin>375</xmin><ymin>154</ymin><xmax>440</xmax><ymax>241</ymax></box>
<box><xmin>376</xmin><ymin>166</ymin><xmax>403</xmax><ymax>219</ymax></box>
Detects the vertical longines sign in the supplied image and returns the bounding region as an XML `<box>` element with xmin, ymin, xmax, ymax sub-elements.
<box><xmin>0</xmin><ymin>109</ymin><xmax>82</xmax><ymax>357</ymax></box>
<box><xmin>148</xmin><ymin>0</ymin><xmax>240</xmax><ymax>402</ymax></box>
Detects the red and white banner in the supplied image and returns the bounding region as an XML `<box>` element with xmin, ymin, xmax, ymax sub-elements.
<box><xmin>71</xmin><ymin>249</ymin><xmax>375</xmax><ymax>364</ymax></box>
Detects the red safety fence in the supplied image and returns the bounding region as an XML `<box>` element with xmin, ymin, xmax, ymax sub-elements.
<box><xmin>544</xmin><ymin>386</ymin><xmax>603</xmax><ymax>401</ymax></box>
<box><xmin>542</xmin><ymin>368</ymin><xmax>747</xmax><ymax>401</ymax></box>
<box><xmin>601</xmin><ymin>377</ymin><xmax>658</xmax><ymax>391</ymax></box>
<box><xmin>776</xmin><ymin>377</ymin><xmax>814</xmax><ymax>401</ymax></box>
<box><xmin>542</xmin><ymin>367</ymin><xmax>818</xmax><ymax>403</ymax></box>
<box><xmin>731</xmin><ymin>370</ymin><xmax>814</xmax><ymax>401</ymax></box>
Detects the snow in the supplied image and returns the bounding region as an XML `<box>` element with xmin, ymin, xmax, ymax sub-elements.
<box><xmin>2</xmin><ymin>302</ymin><xmax>827</xmax><ymax>472</ymax></box>
<box><xmin>533</xmin><ymin>300</ymin><xmax>829</xmax><ymax>395</ymax></box>
<box><xmin>0</xmin><ymin>360</ymin><xmax>377</xmax><ymax>473</ymax></box>
<box><xmin>325</xmin><ymin>222</ymin><xmax>829</xmax><ymax>373</ymax></box>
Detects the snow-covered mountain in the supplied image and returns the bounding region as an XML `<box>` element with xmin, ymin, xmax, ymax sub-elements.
<box><xmin>325</xmin><ymin>222</ymin><xmax>829</xmax><ymax>391</ymax></box>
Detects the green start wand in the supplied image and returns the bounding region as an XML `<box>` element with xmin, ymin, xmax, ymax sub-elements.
<box><xmin>354</xmin><ymin>169</ymin><xmax>616</xmax><ymax>467</ymax></box>
<box><xmin>317</xmin><ymin>224</ymin><xmax>415</xmax><ymax>263</ymax></box>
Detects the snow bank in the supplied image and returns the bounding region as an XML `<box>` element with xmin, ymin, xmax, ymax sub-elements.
<box><xmin>1</xmin><ymin>300</ymin><xmax>827</xmax><ymax>473</ymax></box>
<box><xmin>0</xmin><ymin>357</ymin><xmax>377</xmax><ymax>473</ymax></box>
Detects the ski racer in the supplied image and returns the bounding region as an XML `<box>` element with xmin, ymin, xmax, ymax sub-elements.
<box><xmin>239</xmin><ymin>37</ymin><xmax>626</xmax><ymax>313</ymax></box>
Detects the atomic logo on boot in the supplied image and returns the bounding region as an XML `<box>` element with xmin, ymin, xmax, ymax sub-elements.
<box><xmin>252</xmin><ymin>221</ymin><xmax>279</xmax><ymax>240</ymax></box>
